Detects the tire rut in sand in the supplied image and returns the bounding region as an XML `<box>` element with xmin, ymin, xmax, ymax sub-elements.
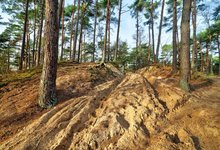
<box><xmin>2</xmin><ymin>78</ymin><xmax>122</xmax><ymax>150</ymax></box>
<box><xmin>69</xmin><ymin>73</ymin><xmax>167</xmax><ymax>150</ymax></box>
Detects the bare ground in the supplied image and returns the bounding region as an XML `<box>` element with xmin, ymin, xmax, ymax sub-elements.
<box><xmin>0</xmin><ymin>63</ymin><xmax>219</xmax><ymax>150</ymax></box>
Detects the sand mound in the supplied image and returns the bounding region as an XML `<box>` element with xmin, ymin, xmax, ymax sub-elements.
<box><xmin>1</xmin><ymin>65</ymin><xmax>220</xmax><ymax>150</ymax></box>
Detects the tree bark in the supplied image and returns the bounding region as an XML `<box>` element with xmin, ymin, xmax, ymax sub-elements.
<box><xmin>35</xmin><ymin>28</ymin><xmax>39</xmax><ymax>61</ymax></box>
<box><xmin>156</xmin><ymin>0</ymin><xmax>165</xmax><ymax>62</ymax></box>
<box><xmin>58</xmin><ymin>0</ymin><xmax>64</xmax><ymax>58</ymax></box>
<box><xmin>83</xmin><ymin>32</ymin><xmax>86</xmax><ymax>62</ymax></box>
<box><xmin>176</xmin><ymin>27</ymin><xmax>180</xmax><ymax>66</ymax></box>
<box><xmin>136</xmin><ymin>11</ymin><xmax>139</xmax><ymax>51</ymax></box>
<box><xmin>150</xmin><ymin>0</ymin><xmax>155</xmax><ymax>62</ymax></box>
<box><xmin>217</xmin><ymin>34</ymin><xmax>220</xmax><ymax>75</ymax></box>
<box><xmin>200</xmin><ymin>44</ymin><xmax>204</xmax><ymax>72</ymax></box>
<box><xmin>32</xmin><ymin>0</ymin><xmax>37</xmax><ymax>66</ymax></box>
<box><xmin>180</xmin><ymin>0</ymin><xmax>191</xmax><ymax>92</ymax></box>
<box><xmin>192</xmin><ymin>0</ymin><xmax>197</xmax><ymax>71</ymax></box>
<box><xmin>60</xmin><ymin>0</ymin><xmax>65</xmax><ymax>61</ymax></box>
<box><xmin>102</xmin><ymin>0</ymin><xmax>110</xmax><ymax>63</ymax></box>
<box><xmin>72</xmin><ymin>0</ymin><xmax>81</xmax><ymax>61</ymax></box>
<box><xmin>19</xmin><ymin>0</ymin><xmax>29</xmax><ymax>70</ymax></box>
<box><xmin>114</xmin><ymin>0</ymin><xmax>122</xmax><ymax>62</ymax></box>
<box><xmin>148</xmin><ymin>24</ymin><xmax>151</xmax><ymax>65</ymax></box>
<box><xmin>38</xmin><ymin>0</ymin><xmax>59</xmax><ymax>108</ymax></box>
<box><xmin>135</xmin><ymin>11</ymin><xmax>139</xmax><ymax>68</ymax></box>
<box><xmin>92</xmin><ymin>0</ymin><xmax>98</xmax><ymax>62</ymax></box>
<box><xmin>69</xmin><ymin>0</ymin><xmax>76</xmax><ymax>60</ymax></box>
<box><xmin>58</xmin><ymin>0</ymin><xmax>64</xmax><ymax>27</ymax></box>
<box><xmin>78</xmin><ymin>1</ymin><xmax>89</xmax><ymax>63</ymax></box>
<box><xmin>78</xmin><ymin>9</ymin><xmax>84</xmax><ymax>63</ymax></box>
<box><xmin>37</xmin><ymin>0</ymin><xmax>45</xmax><ymax>66</ymax></box>
<box><xmin>26</xmin><ymin>23</ymin><xmax>31</xmax><ymax>69</ymax></box>
<box><xmin>7</xmin><ymin>48</ymin><xmax>10</xmax><ymax>71</ymax></box>
<box><xmin>172</xmin><ymin>0</ymin><xmax>178</xmax><ymax>73</ymax></box>
<box><xmin>206</xmin><ymin>39</ymin><xmax>211</xmax><ymax>74</ymax></box>
<box><xmin>107</xmin><ymin>5</ymin><xmax>111</xmax><ymax>62</ymax></box>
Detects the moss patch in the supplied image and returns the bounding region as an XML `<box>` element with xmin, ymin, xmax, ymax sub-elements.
<box><xmin>0</xmin><ymin>67</ymin><xmax>42</xmax><ymax>88</ymax></box>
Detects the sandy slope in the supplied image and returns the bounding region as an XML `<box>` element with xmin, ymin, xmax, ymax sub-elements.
<box><xmin>0</xmin><ymin>63</ymin><xmax>220</xmax><ymax>150</ymax></box>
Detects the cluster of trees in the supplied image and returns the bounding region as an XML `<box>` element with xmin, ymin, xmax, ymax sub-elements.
<box><xmin>0</xmin><ymin>0</ymin><xmax>125</xmax><ymax>72</ymax></box>
<box><xmin>0</xmin><ymin>0</ymin><xmax>219</xmax><ymax>107</ymax></box>
<box><xmin>128</xmin><ymin>0</ymin><xmax>220</xmax><ymax>75</ymax></box>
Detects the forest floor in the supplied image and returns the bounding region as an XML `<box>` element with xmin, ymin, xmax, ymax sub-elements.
<box><xmin>0</xmin><ymin>62</ymin><xmax>219</xmax><ymax>150</ymax></box>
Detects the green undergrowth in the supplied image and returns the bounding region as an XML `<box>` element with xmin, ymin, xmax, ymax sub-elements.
<box><xmin>0</xmin><ymin>67</ymin><xmax>42</xmax><ymax>88</ymax></box>
<box><xmin>0</xmin><ymin>62</ymin><xmax>74</xmax><ymax>88</ymax></box>
<box><xmin>191</xmin><ymin>71</ymin><xmax>211</xmax><ymax>81</ymax></box>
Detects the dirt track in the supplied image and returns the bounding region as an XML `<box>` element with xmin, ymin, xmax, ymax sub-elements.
<box><xmin>0</xmin><ymin>63</ymin><xmax>220</xmax><ymax>149</ymax></box>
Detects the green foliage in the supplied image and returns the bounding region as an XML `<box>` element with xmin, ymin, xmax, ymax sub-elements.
<box><xmin>112</xmin><ymin>41</ymin><xmax>129</xmax><ymax>66</ymax></box>
<box><xmin>0</xmin><ymin>23</ymin><xmax>22</xmax><ymax>73</ymax></box>
<box><xmin>160</xmin><ymin>44</ymin><xmax>172</xmax><ymax>65</ymax></box>
<box><xmin>0</xmin><ymin>66</ymin><xmax>42</xmax><ymax>87</ymax></box>
<box><xmin>82</xmin><ymin>42</ymin><xmax>95</xmax><ymax>61</ymax></box>
<box><xmin>212</xmin><ymin>56</ymin><xmax>220</xmax><ymax>74</ymax></box>
<box><xmin>163</xmin><ymin>0</ymin><xmax>182</xmax><ymax>32</ymax></box>
<box><xmin>127</xmin><ymin>43</ymin><xmax>153</xmax><ymax>70</ymax></box>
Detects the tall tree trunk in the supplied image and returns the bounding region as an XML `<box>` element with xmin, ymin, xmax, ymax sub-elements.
<box><xmin>107</xmin><ymin>6</ymin><xmax>111</xmax><ymax>62</ymax></box>
<box><xmin>180</xmin><ymin>0</ymin><xmax>191</xmax><ymax>92</ymax></box>
<box><xmin>192</xmin><ymin>0</ymin><xmax>197</xmax><ymax>71</ymax></box>
<box><xmin>83</xmin><ymin>31</ymin><xmax>86</xmax><ymax>62</ymax></box>
<box><xmin>35</xmin><ymin>28</ymin><xmax>39</xmax><ymax>61</ymax></box>
<box><xmin>136</xmin><ymin>11</ymin><xmax>139</xmax><ymax>68</ymax></box>
<box><xmin>150</xmin><ymin>0</ymin><xmax>155</xmax><ymax>62</ymax></box>
<box><xmin>28</xmin><ymin>34</ymin><xmax>31</xmax><ymax>69</ymax></box>
<box><xmin>60</xmin><ymin>0</ymin><xmax>65</xmax><ymax>61</ymax></box>
<box><xmin>37</xmin><ymin>0</ymin><xmax>45</xmax><ymax>66</ymax></box>
<box><xmin>32</xmin><ymin>0</ymin><xmax>37</xmax><ymax>66</ymax></box>
<box><xmin>114</xmin><ymin>0</ymin><xmax>122</xmax><ymax>62</ymax></box>
<box><xmin>78</xmin><ymin>12</ymin><xmax>84</xmax><ymax>63</ymax></box>
<box><xmin>78</xmin><ymin>1</ymin><xmax>89</xmax><ymax>63</ymax></box>
<box><xmin>206</xmin><ymin>39</ymin><xmax>212</xmax><ymax>74</ymax></box>
<box><xmin>72</xmin><ymin>0</ymin><xmax>81</xmax><ymax>61</ymax></box>
<box><xmin>7</xmin><ymin>49</ymin><xmax>10</xmax><ymax>71</ymax></box>
<box><xmin>26</xmin><ymin>23</ymin><xmax>31</xmax><ymax>69</ymax></box>
<box><xmin>58</xmin><ymin>0</ymin><xmax>64</xmax><ymax>58</ymax></box>
<box><xmin>172</xmin><ymin>0</ymin><xmax>178</xmax><ymax>73</ymax></box>
<box><xmin>58</xmin><ymin>0</ymin><xmax>64</xmax><ymax>27</ymax></box>
<box><xmin>200</xmin><ymin>45</ymin><xmax>204</xmax><ymax>72</ymax></box>
<box><xmin>198</xmin><ymin>41</ymin><xmax>204</xmax><ymax>72</ymax></box>
<box><xmin>69</xmin><ymin>0</ymin><xmax>76</xmax><ymax>60</ymax></box>
<box><xmin>38</xmin><ymin>0</ymin><xmax>59</xmax><ymax>108</ymax></box>
<box><xmin>136</xmin><ymin>11</ymin><xmax>139</xmax><ymax>50</ymax></box>
<box><xmin>156</xmin><ymin>0</ymin><xmax>165</xmax><ymax>62</ymax></box>
<box><xmin>217</xmin><ymin>34</ymin><xmax>220</xmax><ymax>75</ymax></box>
<box><xmin>210</xmin><ymin>54</ymin><xmax>213</xmax><ymax>74</ymax></box>
<box><xmin>148</xmin><ymin>24</ymin><xmax>151</xmax><ymax>64</ymax></box>
<box><xmin>176</xmin><ymin>27</ymin><xmax>181</xmax><ymax>66</ymax></box>
<box><xmin>92</xmin><ymin>0</ymin><xmax>98</xmax><ymax>62</ymax></box>
<box><xmin>19</xmin><ymin>0</ymin><xmax>29</xmax><ymax>70</ymax></box>
<box><xmin>80</xmin><ymin>30</ymin><xmax>84</xmax><ymax>63</ymax></box>
<box><xmin>25</xmin><ymin>19</ymin><xmax>30</xmax><ymax>70</ymax></box>
<box><xmin>102</xmin><ymin>0</ymin><xmax>110</xmax><ymax>63</ymax></box>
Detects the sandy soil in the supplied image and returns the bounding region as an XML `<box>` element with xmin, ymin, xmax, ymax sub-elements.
<box><xmin>0</xmin><ymin>63</ymin><xmax>219</xmax><ymax>150</ymax></box>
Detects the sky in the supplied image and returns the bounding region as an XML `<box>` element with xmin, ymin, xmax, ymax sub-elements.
<box><xmin>0</xmin><ymin>0</ymin><xmax>218</xmax><ymax>52</ymax></box>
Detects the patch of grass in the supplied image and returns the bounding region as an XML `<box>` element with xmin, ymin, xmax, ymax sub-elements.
<box><xmin>191</xmin><ymin>71</ymin><xmax>208</xmax><ymax>81</ymax></box>
<box><xmin>0</xmin><ymin>67</ymin><xmax>42</xmax><ymax>88</ymax></box>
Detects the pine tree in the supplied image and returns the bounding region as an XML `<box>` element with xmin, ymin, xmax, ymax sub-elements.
<box><xmin>38</xmin><ymin>0</ymin><xmax>59</xmax><ymax>108</ymax></box>
<box><xmin>19</xmin><ymin>0</ymin><xmax>29</xmax><ymax>70</ymax></box>
<box><xmin>180</xmin><ymin>0</ymin><xmax>191</xmax><ymax>92</ymax></box>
